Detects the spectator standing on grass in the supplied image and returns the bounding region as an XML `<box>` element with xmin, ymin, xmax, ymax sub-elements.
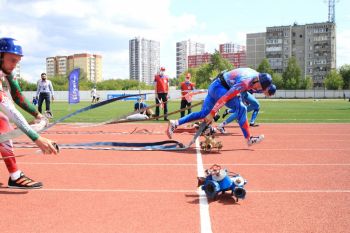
<box><xmin>0</xmin><ymin>37</ymin><xmax>58</xmax><ymax>189</ymax></box>
<box><xmin>36</xmin><ymin>72</ymin><xmax>54</xmax><ymax>118</ymax></box>
<box><xmin>180</xmin><ymin>73</ymin><xmax>195</xmax><ymax>118</ymax></box>
<box><xmin>154</xmin><ymin>66</ymin><xmax>169</xmax><ymax>120</ymax></box>
<box><xmin>91</xmin><ymin>86</ymin><xmax>98</xmax><ymax>104</ymax></box>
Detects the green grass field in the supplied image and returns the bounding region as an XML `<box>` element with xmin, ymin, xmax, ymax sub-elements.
<box><xmin>20</xmin><ymin>99</ymin><xmax>350</xmax><ymax>123</ymax></box>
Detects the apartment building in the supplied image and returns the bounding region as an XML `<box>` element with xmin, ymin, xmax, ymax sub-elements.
<box><xmin>188</xmin><ymin>53</ymin><xmax>211</xmax><ymax>68</ymax></box>
<box><xmin>265</xmin><ymin>22</ymin><xmax>336</xmax><ymax>87</ymax></box>
<box><xmin>246</xmin><ymin>32</ymin><xmax>266</xmax><ymax>69</ymax></box>
<box><xmin>176</xmin><ymin>40</ymin><xmax>205</xmax><ymax>77</ymax></box>
<box><xmin>129</xmin><ymin>37</ymin><xmax>160</xmax><ymax>85</ymax></box>
<box><xmin>46</xmin><ymin>53</ymin><xmax>102</xmax><ymax>83</ymax></box>
<box><xmin>220</xmin><ymin>43</ymin><xmax>247</xmax><ymax>68</ymax></box>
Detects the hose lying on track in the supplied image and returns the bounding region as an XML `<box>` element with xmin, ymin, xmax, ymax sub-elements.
<box><xmin>0</xmin><ymin>93</ymin><xmax>149</xmax><ymax>143</ymax></box>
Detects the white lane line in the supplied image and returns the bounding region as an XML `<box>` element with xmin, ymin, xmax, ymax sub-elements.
<box><xmin>195</xmin><ymin>138</ymin><xmax>212</xmax><ymax>233</ymax></box>
<box><xmin>18</xmin><ymin>162</ymin><xmax>350</xmax><ymax>166</ymax></box>
<box><xmin>20</xmin><ymin>188</ymin><xmax>350</xmax><ymax>193</ymax></box>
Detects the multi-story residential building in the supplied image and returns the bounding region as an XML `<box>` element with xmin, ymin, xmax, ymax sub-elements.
<box><xmin>129</xmin><ymin>37</ymin><xmax>160</xmax><ymax>85</ymax></box>
<box><xmin>46</xmin><ymin>53</ymin><xmax>102</xmax><ymax>83</ymax></box>
<box><xmin>265</xmin><ymin>22</ymin><xmax>336</xmax><ymax>87</ymax></box>
<box><xmin>305</xmin><ymin>22</ymin><xmax>336</xmax><ymax>87</ymax></box>
<box><xmin>188</xmin><ymin>53</ymin><xmax>211</xmax><ymax>68</ymax></box>
<box><xmin>219</xmin><ymin>43</ymin><xmax>246</xmax><ymax>53</ymax></box>
<box><xmin>187</xmin><ymin>44</ymin><xmax>246</xmax><ymax>69</ymax></box>
<box><xmin>176</xmin><ymin>40</ymin><xmax>205</xmax><ymax>77</ymax></box>
<box><xmin>246</xmin><ymin>32</ymin><xmax>266</xmax><ymax>69</ymax></box>
<box><xmin>219</xmin><ymin>43</ymin><xmax>247</xmax><ymax>68</ymax></box>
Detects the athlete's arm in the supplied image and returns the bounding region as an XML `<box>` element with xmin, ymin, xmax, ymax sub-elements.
<box><xmin>7</xmin><ymin>74</ymin><xmax>39</xmax><ymax>118</ymax></box>
<box><xmin>0</xmin><ymin>91</ymin><xmax>39</xmax><ymax>141</ymax></box>
<box><xmin>209</xmin><ymin>82</ymin><xmax>247</xmax><ymax>117</ymax></box>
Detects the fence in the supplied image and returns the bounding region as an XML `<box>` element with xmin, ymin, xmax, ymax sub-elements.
<box><xmin>23</xmin><ymin>90</ymin><xmax>350</xmax><ymax>102</ymax></box>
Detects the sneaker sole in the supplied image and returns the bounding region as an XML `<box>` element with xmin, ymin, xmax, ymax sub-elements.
<box><xmin>166</xmin><ymin>124</ymin><xmax>173</xmax><ymax>139</ymax></box>
<box><xmin>247</xmin><ymin>135</ymin><xmax>265</xmax><ymax>146</ymax></box>
<box><xmin>8</xmin><ymin>185</ymin><xmax>43</xmax><ymax>189</ymax></box>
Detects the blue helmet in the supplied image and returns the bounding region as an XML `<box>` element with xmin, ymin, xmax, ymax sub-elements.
<box><xmin>0</xmin><ymin>38</ymin><xmax>23</xmax><ymax>56</ymax></box>
<box><xmin>268</xmin><ymin>84</ymin><xmax>276</xmax><ymax>96</ymax></box>
<box><xmin>258</xmin><ymin>73</ymin><xmax>272</xmax><ymax>90</ymax></box>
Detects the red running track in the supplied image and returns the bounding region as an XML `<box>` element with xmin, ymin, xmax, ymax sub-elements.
<box><xmin>0</xmin><ymin>123</ymin><xmax>349</xmax><ymax>233</ymax></box>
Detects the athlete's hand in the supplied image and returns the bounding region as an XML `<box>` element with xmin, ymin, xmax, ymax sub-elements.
<box><xmin>34</xmin><ymin>136</ymin><xmax>59</xmax><ymax>155</ymax></box>
<box><xmin>51</xmin><ymin>96</ymin><xmax>55</xmax><ymax>102</ymax></box>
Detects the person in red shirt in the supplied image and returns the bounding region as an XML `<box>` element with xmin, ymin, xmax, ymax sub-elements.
<box><xmin>154</xmin><ymin>67</ymin><xmax>169</xmax><ymax>120</ymax></box>
<box><xmin>180</xmin><ymin>73</ymin><xmax>195</xmax><ymax>117</ymax></box>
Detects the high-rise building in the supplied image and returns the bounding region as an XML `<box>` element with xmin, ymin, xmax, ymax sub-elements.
<box><xmin>188</xmin><ymin>53</ymin><xmax>211</xmax><ymax>68</ymax></box>
<box><xmin>219</xmin><ymin>43</ymin><xmax>246</xmax><ymax>53</ymax></box>
<box><xmin>265</xmin><ymin>22</ymin><xmax>336</xmax><ymax>87</ymax></box>
<box><xmin>246</xmin><ymin>33</ymin><xmax>266</xmax><ymax>69</ymax></box>
<box><xmin>46</xmin><ymin>53</ymin><xmax>102</xmax><ymax>83</ymax></box>
<box><xmin>176</xmin><ymin>40</ymin><xmax>205</xmax><ymax>77</ymax></box>
<box><xmin>129</xmin><ymin>37</ymin><xmax>160</xmax><ymax>85</ymax></box>
<box><xmin>219</xmin><ymin>43</ymin><xmax>247</xmax><ymax>68</ymax></box>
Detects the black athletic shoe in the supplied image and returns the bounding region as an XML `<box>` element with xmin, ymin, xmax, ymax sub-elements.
<box><xmin>45</xmin><ymin>110</ymin><xmax>53</xmax><ymax>118</ymax></box>
<box><xmin>213</xmin><ymin>114</ymin><xmax>220</xmax><ymax>122</ymax></box>
<box><xmin>249</xmin><ymin>123</ymin><xmax>259</xmax><ymax>127</ymax></box>
<box><xmin>8</xmin><ymin>172</ymin><xmax>43</xmax><ymax>189</ymax></box>
<box><xmin>222</xmin><ymin>109</ymin><xmax>230</xmax><ymax>119</ymax></box>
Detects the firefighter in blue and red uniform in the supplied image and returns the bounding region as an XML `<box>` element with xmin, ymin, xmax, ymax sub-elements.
<box><xmin>154</xmin><ymin>67</ymin><xmax>169</xmax><ymax>120</ymax></box>
<box><xmin>180</xmin><ymin>73</ymin><xmax>195</xmax><ymax>117</ymax></box>
<box><xmin>167</xmin><ymin>68</ymin><xmax>273</xmax><ymax>146</ymax></box>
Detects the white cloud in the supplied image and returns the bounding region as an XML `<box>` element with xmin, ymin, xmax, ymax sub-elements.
<box><xmin>337</xmin><ymin>29</ymin><xmax>350</xmax><ymax>67</ymax></box>
<box><xmin>0</xmin><ymin>0</ymin><xmax>201</xmax><ymax>81</ymax></box>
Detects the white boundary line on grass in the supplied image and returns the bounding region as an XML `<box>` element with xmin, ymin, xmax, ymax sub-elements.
<box><xmin>195</xmin><ymin>138</ymin><xmax>212</xmax><ymax>233</ymax></box>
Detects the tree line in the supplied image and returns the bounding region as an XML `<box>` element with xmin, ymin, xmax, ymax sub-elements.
<box><xmin>19</xmin><ymin>51</ymin><xmax>350</xmax><ymax>91</ymax></box>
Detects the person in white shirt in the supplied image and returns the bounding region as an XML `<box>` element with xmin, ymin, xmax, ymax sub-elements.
<box><xmin>36</xmin><ymin>73</ymin><xmax>54</xmax><ymax>117</ymax></box>
<box><xmin>91</xmin><ymin>86</ymin><xmax>98</xmax><ymax>104</ymax></box>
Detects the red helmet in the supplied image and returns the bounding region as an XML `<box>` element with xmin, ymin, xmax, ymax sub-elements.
<box><xmin>160</xmin><ymin>67</ymin><xmax>165</xmax><ymax>72</ymax></box>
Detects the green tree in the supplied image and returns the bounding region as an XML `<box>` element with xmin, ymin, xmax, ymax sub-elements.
<box><xmin>257</xmin><ymin>58</ymin><xmax>273</xmax><ymax>74</ymax></box>
<box><xmin>324</xmin><ymin>69</ymin><xmax>343</xmax><ymax>90</ymax></box>
<box><xmin>339</xmin><ymin>64</ymin><xmax>350</xmax><ymax>89</ymax></box>
<box><xmin>17</xmin><ymin>78</ymin><xmax>37</xmax><ymax>91</ymax></box>
<box><xmin>299</xmin><ymin>75</ymin><xmax>314</xmax><ymax>89</ymax></box>
<box><xmin>282</xmin><ymin>56</ymin><xmax>302</xmax><ymax>89</ymax></box>
<box><xmin>194</xmin><ymin>51</ymin><xmax>234</xmax><ymax>88</ymax></box>
<box><xmin>209</xmin><ymin>50</ymin><xmax>234</xmax><ymax>72</ymax></box>
<box><xmin>272</xmin><ymin>73</ymin><xmax>284</xmax><ymax>89</ymax></box>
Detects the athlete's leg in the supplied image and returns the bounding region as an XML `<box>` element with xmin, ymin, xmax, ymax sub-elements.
<box><xmin>226</xmin><ymin>98</ymin><xmax>250</xmax><ymax>139</ymax></box>
<box><xmin>244</xmin><ymin>92</ymin><xmax>260</xmax><ymax>124</ymax></box>
<box><xmin>178</xmin><ymin>81</ymin><xmax>226</xmax><ymax>125</ymax></box>
<box><xmin>223</xmin><ymin>109</ymin><xmax>238</xmax><ymax>125</ymax></box>
<box><xmin>0</xmin><ymin>112</ymin><xmax>18</xmax><ymax>174</ymax></box>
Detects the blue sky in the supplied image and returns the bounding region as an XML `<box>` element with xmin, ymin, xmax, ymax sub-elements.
<box><xmin>1</xmin><ymin>0</ymin><xmax>349</xmax><ymax>83</ymax></box>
